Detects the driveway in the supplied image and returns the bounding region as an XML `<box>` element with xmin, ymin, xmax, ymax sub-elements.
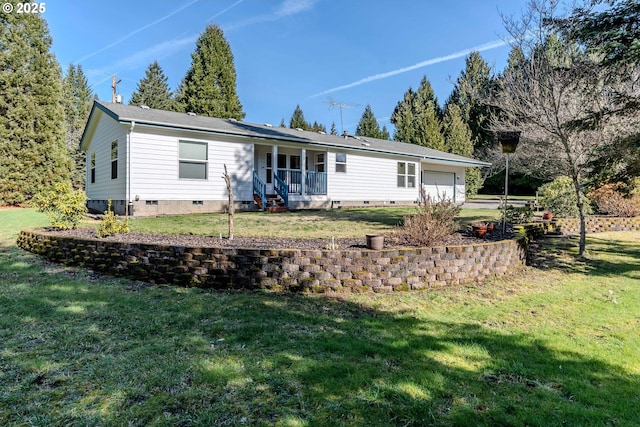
<box><xmin>462</xmin><ymin>197</ymin><xmax>530</xmax><ymax>210</ymax></box>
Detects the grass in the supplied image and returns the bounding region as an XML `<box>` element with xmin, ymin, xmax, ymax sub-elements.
<box><xmin>127</xmin><ymin>207</ymin><xmax>501</xmax><ymax>238</ymax></box>
<box><xmin>1</xmin><ymin>209</ymin><xmax>639</xmax><ymax>426</ymax></box>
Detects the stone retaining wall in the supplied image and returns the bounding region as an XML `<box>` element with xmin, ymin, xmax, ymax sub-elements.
<box><xmin>17</xmin><ymin>230</ymin><xmax>527</xmax><ymax>293</ymax></box>
<box><xmin>553</xmin><ymin>216</ymin><xmax>640</xmax><ymax>235</ymax></box>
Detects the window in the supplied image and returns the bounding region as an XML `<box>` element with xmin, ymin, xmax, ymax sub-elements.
<box><xmin>90</xmin><ymin>152</ymin><xmax>96</xmax><ymax>184</ymax></box>
<box><xmin>266</xmin><ymin>153</ymin><xmax>272</xmax><ymax>184</ymax></box>
<box><xmin>315</xmin><ymin>153</ymin><xmax>325</xmax><ymax>173</ymax></box>
<box><xmin>277</xmin><ymin>154</ymin><xmax>287</xmax><ymax>169</ymax></box>
<box><xmin>335</xmin><ymin>152</ymin><xmax>347</xmax><ymax>173</ymax></box>
<box><xmin>111</xmin><ymin>141</ymin><xmax>118</xmax><ymax>179</ymax></box>
<box><xmin>397</xmin><ymin>162</ymin><xmax>416</xmax><ymax>188</ymax></box>
<box><xmin>290</xmin><ymin>155</ymin><xmax>301</xmax><ymax>170</ymax></box>
<box><xmin>179</xmin><ymin>141</ymin><xmax>208</xmax><ymax>180</ymax></box>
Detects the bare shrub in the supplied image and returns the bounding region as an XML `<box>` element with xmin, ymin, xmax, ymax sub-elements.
<box><xmin>588</xmin><ymin>183</ymin><xmax>640</xmax><ymax>217</ymax></box>
<box><xmin>394</xmin><ymin>186</ymin><xmax>461</xmax><ymax>247</ymax></box>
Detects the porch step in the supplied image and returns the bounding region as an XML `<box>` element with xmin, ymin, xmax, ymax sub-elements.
<box><xmin>254</xmin><ymin>193</ymin><xmax>289</xmax><ymax>212</ymax></box>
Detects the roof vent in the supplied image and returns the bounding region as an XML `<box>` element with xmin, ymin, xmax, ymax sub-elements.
<box><xmin>140</xmin><ymin>105</ymin><xmax>150</xmax><ymax>110</ymax></box>
<box><xmin>361</xmin><ymin>142</ymin><xmax>370</xmax><ymax>147</ymax></box>
<box><xmin>317</xmin><ymin>131</ymin><xmax>326</xmax><ymax>135</ymax></box>
<box><xmin>264</xmin><ymin>123</ymin><xmax>273</xmax><ymax>127</ymax></box>
<box><xmin>229</xmin><ymin>118</ymin><xmax>237</xmax><ymax>122</ymax></box>
<box><xmin>295</xmin><ymin>127</ymin><xmax>303</xmax><ymax>131</ymax></box>
<box><xmin>354</xmin><ymin>136</ymin><xmax>361</xmax><ymax>140</ymax></box>
<box><xmin>187</xmin><ymin>112</ymin><xmax>196</xmax><ymax>116</ymax></box>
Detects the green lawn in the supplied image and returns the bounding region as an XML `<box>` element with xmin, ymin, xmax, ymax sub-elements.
<box><xmin>127</xmin><ymin>207</ymin><xmax>501</xmax><ymax>238</ymax></box>
<box><xmin>1</xmin><ymin>209</ymin><xmax>639</xmax><ymax>426</ymax></box>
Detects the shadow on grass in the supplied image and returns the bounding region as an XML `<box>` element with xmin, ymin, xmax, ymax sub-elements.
<box><xmin>1</xmin><ymin>241</ymin><xmax>638</xmax><ymax>426</ymax></box>
<box><xmin>529</xmin><ymin>234</ymin><xmax>640</xmax><ymax>279</ymax></box>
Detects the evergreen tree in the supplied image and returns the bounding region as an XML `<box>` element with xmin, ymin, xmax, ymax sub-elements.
<box><xmin>279</xmin><ymin>118</ymin><xmax>286</xmax><ymax>128</ymax></box>
<box><xmin>355</xmin><ymin>104</ymin><xmax>387</xmax><ymax>139</ymax></box>
<box><xmin>130</xmin><ymin>61</ymin><xmax>176</xmax><ymax>110</ymax></box>
<box><xmin>309</xmin><ymin>121</ymin><xmax>327</xmax><ymax>133</ymax></box>
<box><xmin>391</xmin><ymin>76</ymin><xmax>445</xmax><ymax>150</ymax></box>
<box><xmin>63</xmin><ymin>64</ymin><xmax>94</xmax><ymax>190</ymax></box>
<box><xmin>330</xmin><ymin>122</ymin><xmax>338</xmax><ymax>135</ymax></box>
<box><xmin>178</xmin><ymin>24</ymin><xmax>245</xmax><ymax>120</ymax></box>
<box><xmin>0</xmin><ymin>8</ymin><xmax>71</xmax><ymax>205</ymax></box>
<box><xmin>443</xmin><ymin>103</ymin><xmax>481</xmax><ymax>196</ymax></box>
<box><xmin>380</xmin><ymin>125</ymin><xmax>390</xmax><ymax>140</ymax></box>
<box><xmin>446</xmin><ymin>52</ymin><xmax>494</xmax><ymax>157</ymax></box>
<box><xmin>289</xmin><ymin>105</ymin><xmax>308</xmax><ymax>130</ymax></box>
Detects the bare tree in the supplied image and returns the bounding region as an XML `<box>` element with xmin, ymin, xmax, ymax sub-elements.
<box><xmin>222</xmin><ymin>164</ymin><xmax>234</xmax><ymax>240</ymax></box>
<box><xmin>490</xmin><ymin>0</ymin><xmax>639</xmax><ymax>256</ymax></box>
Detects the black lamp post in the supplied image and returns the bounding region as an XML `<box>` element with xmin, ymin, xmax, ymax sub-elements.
<box><xmin>496</xmin><ymin>131</ymin><xmax>521</xmax><ymax>234</ymax></box>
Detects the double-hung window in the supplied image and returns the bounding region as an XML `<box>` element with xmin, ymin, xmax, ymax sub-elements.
<box><xmin>335</xmin><ymin>152</ymin><xmax>347</xmax><ymax>173</ymax></box>
<box><xmin>90</xmin><ymin>152</ymin><xmax>96</xmax><ymax>183</ymax></box>
<box><xmin>397</xmin><ymin>162</ymin><xmax>416</xmax><ymax>188</ymax></box>
<box><xmin>111</xmin><ymin>141</ymin><xmax>118</xmax><ymax>179</ymax></box>
<box><xmin>179</xmin><ymin>141</ymin><xmax>208</xmax><ymax>180</ymax></box>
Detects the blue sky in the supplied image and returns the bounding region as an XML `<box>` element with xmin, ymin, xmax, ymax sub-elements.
<box><xmin>45</xmin><ymin>0</ymin><xmax>529</xmax><ymax>134</ymax></box>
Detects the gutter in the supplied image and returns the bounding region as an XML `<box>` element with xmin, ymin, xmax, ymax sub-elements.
<box><xmin>127</xmin><ymin>121</ymin><xmax>135</xmax><ymax>215</ymax></box>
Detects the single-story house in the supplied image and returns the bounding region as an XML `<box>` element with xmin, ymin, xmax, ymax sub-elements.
<box><xmin>80</xmin><ymin>100</ymin><xmax>490</xmax><ymax>216</ymax></box>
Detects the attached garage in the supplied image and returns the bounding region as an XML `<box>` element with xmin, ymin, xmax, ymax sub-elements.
<box><xmin>422</xmin><ymin>170</ymin><xmax>457</xmax><ymax>202</ymax></box>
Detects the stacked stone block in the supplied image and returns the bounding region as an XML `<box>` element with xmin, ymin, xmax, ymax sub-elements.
<box><xmin>17</xmin><ymin>230</ymin><xmax>527</xmax><ymax>293</ymax></box>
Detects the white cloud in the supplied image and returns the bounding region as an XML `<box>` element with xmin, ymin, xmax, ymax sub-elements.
<box><xmin>309</xmin><ymin>39</ymin><xmax>511</xmax><ymax>98</ymax></box>
<box><xmin>75</xmin><ymin>0</ymin><xmax>201</xmax><ymax>64</ymax></box>
<box><xmin>224</xmin><ymin>0</ymin><xmax>320</xmax><ymax>31</ymax></box>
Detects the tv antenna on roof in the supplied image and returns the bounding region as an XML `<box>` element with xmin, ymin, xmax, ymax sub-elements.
<box><xmin>324</xmin><ymin>97</ymin><xmax>357</xmax><ymax>134</ymax></box>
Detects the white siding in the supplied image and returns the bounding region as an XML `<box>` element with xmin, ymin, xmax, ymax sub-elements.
<box><xmin>84</xmin><ymin>112</ymin><xmax>127</xmax><ymax>200</ymax></box>
<box><xmin>327</xmin><ymin>151</ymin><xmax>420</xmax><ymax>201</ymax></box>
<box><xmin>129</xmin><ymin>128</ymin><xmax>253</xmax><ymax>201</ymax></box>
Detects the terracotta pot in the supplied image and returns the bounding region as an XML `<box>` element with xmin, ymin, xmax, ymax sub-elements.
<box><xmin>542</xmin><ymin>212</ymin><xmax>553</xmax><ymax>220</ymax></box>
<box><xmin>472</xmin><ymin>225</ymin><xmax>488</xmax><ymax>238</ymax></box>
<box><xmin>486</xmin><ymin>222</ymin><xmax>495</xmax><ymax>232</ymax></box>
<box><xmin>366</xmin><ymin>234</ymin><xmax>384</xmax><ymax>250</ymax></box>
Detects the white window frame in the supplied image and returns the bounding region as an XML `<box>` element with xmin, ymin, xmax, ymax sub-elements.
<box><xmin>178</xmin><ymin>140</ymin><xmax>208</xmax><ymax>180</ymax></box>
<box><xmin>397</xmin><ymin>162</ymin><xmax>416</xmax><ymax>188</ymax></box>
<box><xmin>335</xmin><ymin>152</ymin><xmax>347</xmax><ymax>173</ymax></box>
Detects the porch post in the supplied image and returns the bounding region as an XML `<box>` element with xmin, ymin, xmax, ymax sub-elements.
<box><xmin>300</xmin><ymin>148</ymin><xmax>306</xmax><ymax>196</ymax></box>
<box><xmin>271</xmin><ymin>145</ymin><xmax>278</xmax><ymax>186</ymax></box>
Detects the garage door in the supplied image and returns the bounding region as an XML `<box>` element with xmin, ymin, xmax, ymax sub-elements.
<box><xmin>422</xmin><ymin>171</ymin><xmax>456</xmax><ymax>202</ymax></box>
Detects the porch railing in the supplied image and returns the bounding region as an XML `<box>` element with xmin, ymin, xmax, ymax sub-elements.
<box><xmin>276</xmin><ymin>169</ymin><xmax>327</xmax><ymax>195</ymax></box>
<box><xmin>305</xmin><ymin>171</ymin><xmax>327</xmax><ymax>195</ymax></box>
<box><xmin>253</xmin><ymin>171</ymin><xmax>267</xmax><ymax>212</ymax></box>
<box><xmin>273</xmin><ymin>173</ymin><xmax>289</xmax><ymax>207</ymax></box>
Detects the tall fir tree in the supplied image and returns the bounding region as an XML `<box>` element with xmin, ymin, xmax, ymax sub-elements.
<box><xmin>0</xmin><ymin>8</ymin><xmax>71</xmax><ymax>205</ymax></box>
<box><xmin>442</xmin><ymin>103</ymin><xmax>481</xmax><ymax>196</ymax></box>
<box><xmin>355</xmin><ymin>104</ymin><xmax>387</xmax><ymax>139</ymax></box>
<box><xmin>63</xmin><ymin>64</ymin><xmax>94</xmax><ymax>190</ymax></box>
<box><xmin>391</xmin><ymin>76</ymin><xmax>445</xmax><ymax>150</ymax></box>
<box><xmin>309</xmin><ymin>121</ymin><xmax>327</xmax><ymax>133</ymax></box>
<box><xmin>177</xmin><ymin>24</ymin><xmax>245</xmax><ymax>120</ymax></box>
<box><xmin>279</xmin><ymin>118</ymin><xmax>286</xmax><ymax>128</ymax></box>
<box><xmin>289</xmin><ymin>105</ymin><xmax>308</xmax><ymax>130</ymax></box>
<box><xmin>446</xmin><ymin>52</ymin><xmax>494</xmax><ymax>157</ymax></box>
<box><xmin>130</xmin><ymin>61</ymin><xmax>176</xmax><ymax>110</ymax></box>
<box><xmin>330</xmin><ymin>122</ymin><xmax>338</xmax><ymax>135</ymax></box>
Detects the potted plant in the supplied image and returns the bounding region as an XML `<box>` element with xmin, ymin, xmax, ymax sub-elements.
<box><xmin>471</xmin><ymin>223</ymin><xmax>488</xmax><ymax>238</ymax></box>
<box><xmin>542</xmin><ymin>211</ymin><xmax>553</xmax><ymax>220</ymax></box>
<box><xmin>366</xmin><ymin>234</ymin><xmax>384</xmax><ymax>250</ymax></box>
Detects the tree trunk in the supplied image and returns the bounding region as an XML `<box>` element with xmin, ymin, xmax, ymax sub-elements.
<box><xmin>222</xmin><ymin>164</ymin><xmax>234</xmax><ymax>240</ymax></box>
<box><xmin>571</xmin><ymin>174</ymin><xmax>586</xmax><ymax>256</ymax></box>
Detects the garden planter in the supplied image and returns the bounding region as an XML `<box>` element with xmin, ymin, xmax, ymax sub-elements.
<box><xmin>472</xmin><ymin>224</ymin><xmax>488</xmax><ymax>238</ymax></box>
<box><xmin>366</xmin><ymin>234</ymin><xmax>384</xmax><ymax>250</ymax></box>
<box><xmin>542</xmin><ymin>212</ymin><xmax>553</xmax><ymax>220</ymax></box>
<box><xmin>486</xmin><ymin>222</ymin><xmax>495</xmax><ymax>233</ymax></box>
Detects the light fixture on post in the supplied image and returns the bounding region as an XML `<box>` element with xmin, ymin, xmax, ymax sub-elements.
<box><xmin>496</xmin><ymin>130</ymin><xmax>521</xmax><ymax>234</ymax></box>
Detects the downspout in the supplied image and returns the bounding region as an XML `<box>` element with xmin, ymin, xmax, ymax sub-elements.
<box><xmin>127</xmin><ymin>121</ymin><xmax>135</xmax><ymax>216</ymax></box>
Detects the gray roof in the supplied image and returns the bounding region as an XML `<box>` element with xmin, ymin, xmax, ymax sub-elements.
<box><xmin>83</xmin><ymin>101</ymin><xmax>490</xmax><ymax>168</ymax></box>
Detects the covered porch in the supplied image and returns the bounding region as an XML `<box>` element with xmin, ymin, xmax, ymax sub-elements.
<box><xmin>252</xmin><ymin>144</ymin><xmax>328</xmax><ymax>211</ymax></box>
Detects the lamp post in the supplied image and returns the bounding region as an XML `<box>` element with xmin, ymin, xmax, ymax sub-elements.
<box><xmin>496</xmin><ymin>131</ymin><xmax>521</xmax><ymax>235</ymax></box>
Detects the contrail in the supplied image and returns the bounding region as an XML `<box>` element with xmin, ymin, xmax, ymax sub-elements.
<box><xmin>75</xmin><ymin>0</ymin><xmax>201</xmax><ymax>64</ymax></box>
<box><xmin>309</xmin><ymin>39</ymin><xmax>510</xmax><ymax>99</ymax></box>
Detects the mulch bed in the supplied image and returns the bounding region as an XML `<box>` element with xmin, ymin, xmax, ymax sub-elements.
<box><xmin>38</xmin><ymin>227</ymin><xmax>510</xmax><ymax>250</ymax></box>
